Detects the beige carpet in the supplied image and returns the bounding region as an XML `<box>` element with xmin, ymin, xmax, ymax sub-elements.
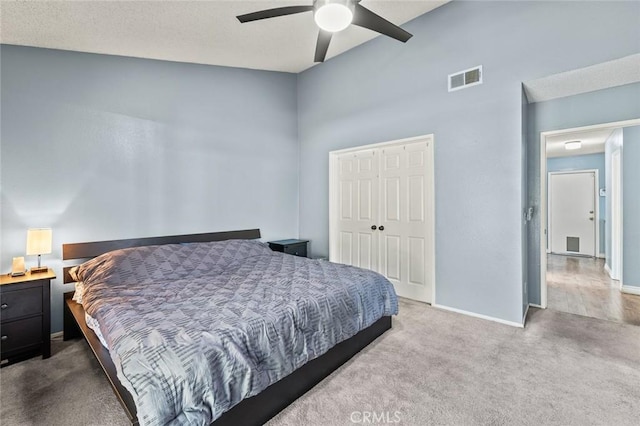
<box><xmin>2</xmin><ymin>299</ymin><xmax>639</xmax><ymax>425</ymax></box>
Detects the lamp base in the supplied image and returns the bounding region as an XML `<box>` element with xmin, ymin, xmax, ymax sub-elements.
<box><xmin>30</xmin><ymin>266</ymin><xmax>49</xmax><ymax>274</ymax></box>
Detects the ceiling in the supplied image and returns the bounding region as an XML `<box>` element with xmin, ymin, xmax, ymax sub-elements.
<box><xmin>546</xmin><ymin>128</ymin><xmax>615</xmax><ymax>158</ymax></box>
<box><xmin>0</xmin><ymin>0</ymin><xmax>448</xmax><ymax>73</ymax></box>
<box><xmin>524</xmin><ymin>54</ymin><xmax>640</xmax><ymax>103</ymax></box>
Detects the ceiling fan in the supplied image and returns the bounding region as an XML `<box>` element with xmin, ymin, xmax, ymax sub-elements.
<box><xmin>237</xmin><ymin>0</ymin><xmax>413</xmax><ymax>63</ymax></box>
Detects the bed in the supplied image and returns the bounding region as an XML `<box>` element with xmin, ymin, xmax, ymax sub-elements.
<box><xmin>62</xmin><ymin>229</ymin><xmax>397</xmax><ymax>425</ymax></box>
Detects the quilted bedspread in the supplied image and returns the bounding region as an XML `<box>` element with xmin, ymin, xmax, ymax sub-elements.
<box><xmin>77</xmin><ymin>239</ymin><xmax>398</xmax><ymax>426</ymax></box>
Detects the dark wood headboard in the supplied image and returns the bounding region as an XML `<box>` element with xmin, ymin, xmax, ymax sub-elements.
<box><xmin>62</xmin><ymin>229</ymin><xmax>261</xmax><ymax>283</ymax></box>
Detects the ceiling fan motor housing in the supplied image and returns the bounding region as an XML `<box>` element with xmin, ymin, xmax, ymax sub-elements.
<box><xmin>314</xmin><ymin>0</ymin><xmax>356</xmax><ymax>11</ymax></box>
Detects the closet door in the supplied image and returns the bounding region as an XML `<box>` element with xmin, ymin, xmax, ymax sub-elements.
<box><xmin>334</xmin><ymin>150</ymin><xmax>379</xmax><ymax>271</ymax></box>
<box><xmin>330</xmin><ymin>136</ymin><xmax>434</xmax><ymax>304</ymax></box>
<box><xmin>379</xmin><ymin>140</ymin><xmax>432</xmax><ymax>303</ymax></box>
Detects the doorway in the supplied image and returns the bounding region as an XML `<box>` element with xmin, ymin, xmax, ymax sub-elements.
<box><xmin>540</xmin><ymin>120</ymin><xmax>640</xmax><ymax>325</ymax></box>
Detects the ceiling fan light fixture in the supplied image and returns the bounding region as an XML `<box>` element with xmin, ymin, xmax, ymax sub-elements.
<box><xmin>314</xmin><ymin>0</ymin><xmax>354</xmax><ymax>33</ymax></box>
<box><xmin>565</xmin><ymin>140</ymin><xmax>582</xmax><ymax>150</ymax></box>
<box><xmin>236</xmin><ymin>0</ymin><xmax>412</xmax><ymax>63</ymax></box>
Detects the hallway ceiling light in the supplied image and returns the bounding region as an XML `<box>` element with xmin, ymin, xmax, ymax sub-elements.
<box><xmin>564</xmin><ymin>141</ymin><xmax>582</xmax><ymax>150</ymax></box>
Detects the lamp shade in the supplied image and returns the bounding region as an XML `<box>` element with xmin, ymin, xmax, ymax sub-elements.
<box><xmin>26</xmin><ymin>228</ymin><xmax>52</xmax><ymax>256</ymax></box>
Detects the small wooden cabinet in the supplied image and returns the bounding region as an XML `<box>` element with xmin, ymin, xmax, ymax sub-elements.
<box><xmin>268</xmin><ymin>239</ymin><xmax>309</xmax><ymax>258</ymax></box>
<box><xmin>1</xmin><ymin>269</ymin><xmax>54</xmax><ymax>364</ymax></box>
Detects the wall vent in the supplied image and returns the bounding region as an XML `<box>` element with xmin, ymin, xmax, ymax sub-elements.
<box><xmin>567</xmin><ymin>236</ymin><xmax>580</xmax><ymax>252</ymax></box>
<box><xmin>448</xmin><ymin>65</ymin><xmax>483</xmax><ymax>92</ymax></box>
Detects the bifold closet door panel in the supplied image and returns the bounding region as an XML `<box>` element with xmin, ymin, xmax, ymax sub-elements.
<box><xmin>379</xmin><ymin>141</ymin><xmax>431</xmax><ymax>303</ymax></box>
<box><xmin>336</xmin><ymin>149</ymin><xmax>380</xmax><ymax>271</ymax></box>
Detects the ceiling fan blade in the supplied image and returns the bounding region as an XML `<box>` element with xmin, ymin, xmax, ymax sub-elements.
<box><xmin>315</xmin><ymin>30</ymin><xmax>333</xmax><ymax>62</ymax></box>
<box><xmin>237</xmin><ymin>6</ymin><xmax>314</xmax><ymax>23</ymax></box>
<box><xmin>351</xmin><ymin>4</ymin><xmax>413</xmax><ymax>43</ymax></box>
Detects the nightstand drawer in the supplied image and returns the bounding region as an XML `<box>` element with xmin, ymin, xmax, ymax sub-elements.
<box><xmin>1</xmin><ymin>316</ymin><xmax>43</xmax><ymax>353</ymax></box>
<box><xmin>0</xmin><ymin>287</ymin><xmax>43</xmax><ymax>322</ymax></box>
<box><xmin>284</xmin><ymin>243</ymin><xmax>307</xmax><ymax>257</ymax></box>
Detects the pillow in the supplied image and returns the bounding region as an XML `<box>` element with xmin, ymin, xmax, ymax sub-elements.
<box><xmin>68</xmin><ymin>266</ymin><xmax>80</xmax><ymax>281</ymax></box>
<box><xmin>76</xmin><ymin>239</ymin><xmax>275</xmax><ymax>288</ymax></box>
<box><xmin>72</xmin><ymin>281</ymin><xmax>85</xmax><ymax>304</ymax></box>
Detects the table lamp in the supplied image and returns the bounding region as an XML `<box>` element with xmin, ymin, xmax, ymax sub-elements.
<box><xmin>26</xmin><ymin>228</ymin><xmax>52</xmax><ymax>273</ymax></box>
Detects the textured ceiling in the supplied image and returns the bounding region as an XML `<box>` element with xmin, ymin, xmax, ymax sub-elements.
<box><xmin>532</xmin><ymin>54</ymin><xmax>639</xmax><ymax>158</ymax></box>
<box><xmin>546</xmin><ymin>128</ymin><xmax>614</xmax><ymax>158</ymax></box>
<box><xmin>0</xmin><ymin>0</ymin><xmax>449</xmax><ymax>73</ymax></box>
<box><xmin>524</xmin><ymin>54</ymin><xmax>640</xmax><ymax>103</ymax></box>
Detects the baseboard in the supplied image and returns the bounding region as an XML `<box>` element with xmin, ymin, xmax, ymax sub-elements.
<box><xmin>604</xmin><ymin>263</ymin><xmax>612</xmax><ymax>277</ymax></box>
<box><xmin>598</xmin><ymin>253</ymin><xmax>606</xmax><ymax>259</ymax></box>
<box><xmin>433</xmin><ymin>303</ymin><xmax>524</xmax><ymax>328</ymax></box>
<box><xmin>529</xmin><ymin>303</ymin><xmax>543</xmax><ymax>308</ymax></box>
<box><xmin>51</xmin><ymin>331</ymin><xmax>63</xmax><ymax>339</ymax></box>
<box><xmin>621</xmin><ymin>285</ymin><xmax>640</xmax><ymax>296</ymax></box>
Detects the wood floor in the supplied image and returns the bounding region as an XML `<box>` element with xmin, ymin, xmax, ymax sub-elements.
<box><xmin>547</xmin><ymin>254</ymin><xmax>640</xmax><ymax>326</ymax></box>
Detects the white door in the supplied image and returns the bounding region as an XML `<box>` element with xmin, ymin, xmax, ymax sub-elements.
<box><xmin>335</xmin><ymin>149</ymin><xmax>379</xmax><ymax>270</ymax></box>
<box><xmin>330</xmin><ymin>136</ymin><xmax>435</xmax><ymax>304</ymax></box>
<box><xmin>379</xmin><ymin>141</ymin><xmax>432</xmax><ymax>302</ymax></box>
<box><xmin>549</xmin><ymin>172</ymin><xmax>596</xmax><ymax>256</ymax></box>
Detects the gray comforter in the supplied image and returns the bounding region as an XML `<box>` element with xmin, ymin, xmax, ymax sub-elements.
<box><xmin>77</xmin><ymin>239</ymin><xmax>398</xmax><ymax>426</ymax></box>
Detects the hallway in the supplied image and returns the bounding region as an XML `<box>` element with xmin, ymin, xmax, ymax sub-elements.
<box><xmin>547</xmin><ymin>254</ymin><xmax>640</xmax><ymax>325</ymax></box>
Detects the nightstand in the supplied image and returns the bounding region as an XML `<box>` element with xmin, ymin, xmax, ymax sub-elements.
<box><xmin>268</xmin><ymin>239</ymin><xmax>309</xmax><ymax>258</ymax></box>
<box><xmin>1</xmin><ymin>269</ymin><xmax>54</xmax><ymax>364</ymax></box>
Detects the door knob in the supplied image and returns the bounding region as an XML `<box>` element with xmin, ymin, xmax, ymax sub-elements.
<box><xmin>589</xmin><ymin>211</ymin><xmax>594</xmax><ymax>214</ymax></box>
<box><xmin>379</xmin><ymin>226</ymin><xmax>385</xmax><ymax>231</ymax></box>
<box><xmin>0</xmin><ymin>303</ymin><xmax>7</xmax><ymax>309</ymax></box>
<box><xmin>589</xmin><ymin>217</ymin><xmax>594</xmax><ymax>221</ymax></box>
<box><xmin>371</xmin><ymin>225</ymin><xmax>377</xmax><ymax>230</ymax></box>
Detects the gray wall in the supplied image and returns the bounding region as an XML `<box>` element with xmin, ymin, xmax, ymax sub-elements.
<box><xmin>1</xmin><ymin>45</ymin><xmax>299</xmax><ymax>332</ymax></box>
<box><xmin>547</xmin><ymin>153</ymin><xmax>606</xmax><ymax>255</ymax></box>
<box><xmin>622</xmin><ymin>126</ymin><xmax>640</xmax><ymax>288</ymax></box>
<box><xmin>2</xmin><ymin>2</ymin><xmax>639</xmax><ymax>330</ymax></box>
<box><xmin>527</xmin><ymin>84</ymin><xmax>640</xmax><ymax>305</ymax></box>
<box><xmin>298</xmin><ymin>1</ymin><xmax>640</xmax><ymax>323</ymax></box>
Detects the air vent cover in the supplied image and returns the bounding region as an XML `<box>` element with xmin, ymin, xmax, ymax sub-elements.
<box><xmin>567</xmin><ymin>236</ymin><xmax>580</xmax><ymax>252</ymax></box>
<box><xmin>448</xmin><ymin>65</ymin><xmax>483</xmax><ymax>92</ymax></box>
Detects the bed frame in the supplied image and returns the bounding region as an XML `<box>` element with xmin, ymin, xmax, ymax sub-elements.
<box><xmin>62</xmin><ymin>229</ymin><xmax>392</xmax><ymax>426</ymax></box>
